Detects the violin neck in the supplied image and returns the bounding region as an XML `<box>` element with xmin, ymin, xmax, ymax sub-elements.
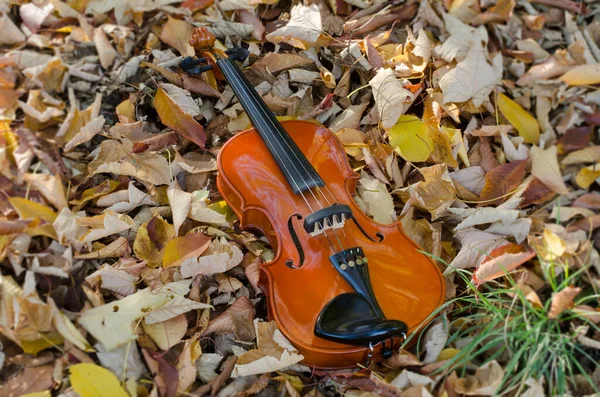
<box><xmin>217</xmin><ymin>57</ymin><xmax>324</xmax><ymax>195</ymax></box>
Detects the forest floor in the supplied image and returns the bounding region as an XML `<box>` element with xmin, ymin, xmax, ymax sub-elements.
<box><xmin>1</xmin><ymin>0</ymin><xmax>600</xmax><ymax>396</ymax></box>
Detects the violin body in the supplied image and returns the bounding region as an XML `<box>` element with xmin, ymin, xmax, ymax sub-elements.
<box><xmin>217</xmin><ymin>120</ymin><xmax>445</xmax><ymax>368</ymax></box>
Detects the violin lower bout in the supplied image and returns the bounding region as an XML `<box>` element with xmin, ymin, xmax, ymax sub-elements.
<box><xmin>216</xmin><ymin>121</ymin><xmax>445</xmax><ymax>369</ymax></box>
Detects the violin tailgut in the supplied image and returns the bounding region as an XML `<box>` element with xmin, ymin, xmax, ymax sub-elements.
<box><xmin>304</xmin><ymin>204</ymin><xmax>353</xmax><ymax>237</ymax></box>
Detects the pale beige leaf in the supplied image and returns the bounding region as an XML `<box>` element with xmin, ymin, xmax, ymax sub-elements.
<box><xmin>75</xmin><ymin>237</ymin><xmax>129</xmax><ymax>259</ymax></box>
<box><xmin>454</xmin><ymin>360</ymin><xmax>504</xmax><ymax>395</ymax></box>
<box><xmin>180</xmin><ymin>238</ymin><xmax>243</xmax><ymax>278</ymax></box>
<box><xmin>439</xmin><ymin>44</ymin><xmax>502</xmax><ymax>107</ymax></box>
<box><xmin>91</xmin><ymin>139</ymin><xmax>175</xmax><ymax>185</ymax></box>
<box><xmin>448</xmin><ymin>229</ymin><xmax>508</xmax><ymax>270</ymax></box>
<box><xmin>93</xmin><ymin>28</ymin><xmax>117</xmax><ymax>69</ymax></box>
<box><xmin>196</xmin><ymin>353</ymin><xmax>223</xmax><ymax>383</ymax></box>
<box><xmin>23</xmin><ymin>172</ymin><xmax>68</xmax><ymax>210</ymax></box>
<box><xmin>86</xmin><ymin>263</ymin><xmax>138</xmax><ymax>296</ymax></box>
<box><xmin>65</xmin><ymin>116</ymin><xmax>106</xmax><ymax>151</ymax></box>
<box><xmin>266</xmin><ymin>4</ymin><xmax>322</xmax><ymax>47</ymax></box>
<box><xmin>0</xmin><ymin>12</ymin><xmax>26</xmax><ymax>45</ymax></box>
<box><xmin>422</xmin><ymin>320</ymin><xmax>448</xmax><ymax>364</ymax></box>
<box><xmin>357</xmin><ymin>171</ymin><xmax>396</xmax><ymax>224</ymax></box>
<box><xmin>20</xmin><ymin>1</ymin><xmax>54</xmax><ymax>33</ymax></box>
<box><xmin>160</xmin><ymin>83</ymin><xmax>200</xmax><ymax>117</ymax></box>
<box><xmin>142</xmin><ymin>314</ymin><xmax>188</xmax><ymax>350</ymax></box>
<box><xmin>560</xmin><ymin>64</ymin><xmax>600</xmax><ymax>86</ymax></box>
<box><xmin>79</xmin><ymin>280</ymin><xmax>194</xmax><ymax>350</ymax></box>
<box><xmin>49</xmin><ymin>297</ymin><xmax>93</xmax><ymax>352</ymax></box>
<box><xmin>561</xmin><ymin>146</ymin><xmax>600</xmax><ymax>165</ymax></box>
<box><xmin>450</xmin><ymin>207</ymin><xmax>519</xmax><ymax>231</ymax></box>
<box><xmin>167</xmin><ymin>180</ymin><xmax>192</xmax><ymax>237</ymax></box>
<box><xmin>369</xmin><ymin>68</ymin><xmax>413</xmax><ymax>129</ymax></box>
<box><xmin>530</xmin><ymin>145</ymin><xmax>568</xmax><ymax>194</ymax></box>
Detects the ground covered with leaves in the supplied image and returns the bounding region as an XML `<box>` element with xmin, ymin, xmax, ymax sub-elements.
<box><xmin>1</xmin><ymin>0</ymin><xmax>600</xmax><ymax>396</ymax></box>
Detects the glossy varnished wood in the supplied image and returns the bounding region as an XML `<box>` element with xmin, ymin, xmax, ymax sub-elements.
<box><xmin>217</xmin><ymin>120</ymin><xmax>445</xmax><ymax>369</ymax></box>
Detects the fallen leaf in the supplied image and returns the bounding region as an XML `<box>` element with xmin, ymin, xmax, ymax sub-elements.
<box><xmin>497</xmin><ymin>93</ymin><xmax>540</xmax><ymax>144</ymax></box>
<box><xmin>560</xmin><ymin>64</ymin><xmax>600</xmax><ymax>86</ymax></box>
<box><xmin>422</xmin><ymin>320</ymin><xmax>448</xmax><ymax>364</ymax></box>
<box><xmin>454</xmin><ymin>360</ymin><xmax>504</xmax><ymax>395</ymax></box>
<box><xmin>180</xmin><ymin>237</ymin><xmax>243</xmax><ymax>277</ymax></box>
<box><xmin>530</xmin><ymin>146</ymin><xmax>568</xmax><ymax>194</ymax></box>
<box><xmin>204</xmin><ymin>296</ymin><xmax>255</xmax><ymax>335</ymax></box>
<box><xmin>439</xmin><ymin>44</ymin><xmax>502</xmax><ymax>107</ymax></box>
<box><xmin>369</xmin><ymin>68</ymin><xmax>413</xmax><ymax>128</ymax></box>
<box><xmin>143</xmin><ymin>314</ymin><xmax>188</xmax><ymax>350</ymax></box>
<box><xmin>232</xmin><ymin>320</ymin><xmax>304</xmax><ymax>377</ymax></box>
<box><xmin>64</xmin><ymin>116</ymin><xmax>106</xmax><ymax>151</ymax></box>
<box><xmin>479</xmin><ymin>160</ymin><xmax>526</xmax><ymax>206</ymax></box>
<box><xmin>0</xmin><ymin>12</ymin><xmax>26</xmax><ymax>45</ymax></box>
<box><xmin>357</xmin><ymin>170</ymin><xmax>396</xmax><ymax>224</ymax></box>
<box><xmin>93</xmin><ymin>28</ymin><xmax>117</xmax><ymax>69</ymax></box>
<box><xmin>388</xmin><ymin>115</ymin><xmax>433</xmax><ymax>163</ymax></box>
<box><xmin>163</xmin><ymin>232</ymin><xmax>212</xmax><ymax>268</ymax></box>
<box><xmin>86</xmin><ymin>262</ymin><xmax>138</xmax><ymax>296</ymax></box>
<box><xmin>79</xmin><ymin>280</ymin><xmax>208</xmax><ymax>350</ymax></box>
<box><xmin>159</xmin><ymin>16</ymin><xmax>195</xmax><ymax>57</ymax></box>
<box><xmin>472</xmin><ymin>243</ymin><xmax>535</xmax><ymax>285</ymax></box>
<box><xmin>266</xmin><ymin>4</ymin><xmax>323</xmax><ymax>48</ymax></box>
<box><xmin>449</xmin><ymin>228</ymin><xmax>508</xmax><ymax>270</ymax></box>
<box><xmin>154</xmin><ymin>86</ymin><xmax>206</xmax><ymax>148</ymax></box>
<box><xmin>134</xmin><ymin>216</ymin><xmax>175</xmax><ymax>267</ymax></box>
<box><xmin>91</xmin><ymin>139</ymin><xmax>174</xmax><ymax>185</ymax></box>
<box><xmin>549</xmin><ymin>286</ymin><xmax>582</xmax><ymax>319</ymax></box>
<box><xmin>75</xmin><ymin>237</ymin><xmax>129</xmax><ymax>259</ymax></box>
<box><xmin>167</xmin><ymin>180</ymin><xmax>192</xmax><ymax>236</ymax></box>
<box><xmin>561</xmin><ymin>146</ymin><xmax>600</xmax><ymax>165</ymax></box>
<box><xmin>69</xmin><ymin>363</ymin><xmax>129</xmax><ymax>397</ymax></box>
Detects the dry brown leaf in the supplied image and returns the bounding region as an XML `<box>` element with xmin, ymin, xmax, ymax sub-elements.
<box><xmin>154</xmin><ymin>86</ymin><xmax>206</xmax><ymax>148</ymax></box>
<box><xmin>160</xmin><ymin>16</ymin><xmax>195</xmax><ymax>57</ymax></box>
<box><xmin>549</xmin><ymin>286</ymin><xmax>582</xmax><ymax>319</ymax></box>
<box><xmin>143</xmin><ymin>314</ymin><xmax>188</xmax><ymax>350</ymax></box>
<box><xmin>204</xmin><ymin>296</ymin><xmax>255</xmax><ymax>335</ymax></box>
<box><xmin>479</xmin><ymin>160</ymin><xmax>526</xmax><ymax>206</ymax></box>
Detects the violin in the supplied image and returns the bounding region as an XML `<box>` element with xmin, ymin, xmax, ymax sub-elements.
<box><xmin>181</xmin><ymin>29</ymin><xmax>445</xmax><ymax>369</ymax></box>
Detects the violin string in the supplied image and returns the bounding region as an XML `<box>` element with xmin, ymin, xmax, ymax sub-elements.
<box><xmin>222</xmin><ymin>60</ymin><xmax>343</xmax><ymax>255</ymax></box>
<box><xmin>223</xmin><ymin>59</ymin><xmax>353</xmax><ymax>256</ymax></box>
<box><xmin>221</xmin><ymin>61</ymin><xmax>315</xmax><ymax>214</ymax></box>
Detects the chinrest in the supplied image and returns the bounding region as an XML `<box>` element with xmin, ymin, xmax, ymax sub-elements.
<box><xmin>314</xmin><ymin>292</ymin><xmax>408</xmax><ymax>346</ymax></box>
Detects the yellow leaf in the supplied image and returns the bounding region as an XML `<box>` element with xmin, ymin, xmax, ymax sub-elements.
<box><xmin>497</xmin><ymin>93</ymin><xmax>540</xmax><ymax>144</ymax></box>
<box><xmin>388</xmin><ymin>115</ymin><xmax>433</xmax><ymax>162</ymax></box>
<box><xmin>575</xmin><ymin>163</ymin><xmax>600</xmax><ymax>189</ymax></box>
<box><xmin>560</xmin><ymin>64</ymin><xmax>600</xmax><ymax>86</ymax></box>
<box><xmin>69</xmin><ymin>363</ymin><xmax>129</xmax><ymax>397</ymax></box>
<box><xmin>154</xmin><ymin>87</ymin><xmax>206</xmax><ymax>148</ymax></box>
<box><xmin>22</xmin><ymin>392</ymin><xmax>52</xmax><ymax>397</ymax></box>
<box><xmin>134</xmin><ymin>216</ymin><xmax>175</xmax><ymax>267</ymax></box>
<box><xmin>437</xmin><ymin>348</ymin><xmax>460</xmax><ymax>361</ymax></box>
<box><xmin>21</xmin><ymin>333</ymin><xmax>64</xmax><ymax>354</ymax></box>
<box><xmin>8</xmin><ymin>197</ymin><xmax>57</xmax><ymax>239</ymax></box>
<box><xmin>542</xmin><ymin>229</ymin><xmax>566</xmax><ymax>260</ymax></box>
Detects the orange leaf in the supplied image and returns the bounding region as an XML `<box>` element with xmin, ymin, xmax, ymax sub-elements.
<box><xmin>163</xmin><ymin>232</ymin><xmax>212</xmax><ymax>268</ymax></box>
<box><xmin>479</xmin><ymin>160</ymin><xmax>526</xmax><ymax>206</ymax></box>
<box><xmin>472</xmin><ymin>243</ymin><xmax>535</xmax><ymax>285</ymax></box>
<box><xmin>154</xmin><ymin>87</ymin><xmax>206</xmax><ymax>148</ymax></box>
<box><xmin>549</xmin><ymin>286</ymin><xmax>581</xmax><ymax>319</ymax></box>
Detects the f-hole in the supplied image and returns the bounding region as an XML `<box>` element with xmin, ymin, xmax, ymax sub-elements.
<box><xmin>352</xmin><ymin>218</ymin><xmax>384</xmax><ymax>243</ymax></box>
<box><xmin>285</xmin><ymin>214</ymin><xmax>305</xmax><ymax>269</ymax></box>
